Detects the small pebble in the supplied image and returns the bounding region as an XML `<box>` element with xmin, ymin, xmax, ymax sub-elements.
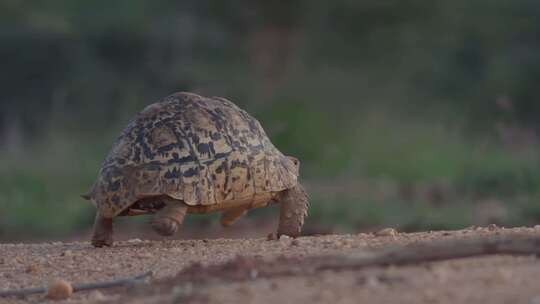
<box><xmin>266</xmin><ymin>233</ymin><xmax>277</xmax><ymax>241</ymax></box>
<box><xmin>46</xmin><ymin>279</ymin><xmax>73</xmax><ymax>300</ymax></box>
<box><xmin>127</xmin><ymin>238</ymin><xmax>143</xmax><ymax>244</ymax></box>
<box><xmin>374</xmin><ymin>228</ymin><xmax>398</xmax><ymax>237</ymax></box>
<box><xmin>365</xmin><ymin>276</ymin><xmax>380</xmax><ymax>288</ymax></box>
<box><xmin>110</xmin><ymin>263</ymin><xmax>121</xmax><ymax>269</ymax></box>
<box><xmin>236</xmin><ymin>286</ymin><xmax>253</xmax><ymax>295</ymax></box>
<box><xmin>137</xmin><ymin>253</ymin><xmax>153</xmax><ymax>259</ymax></box>
<box><xmin>487</xmin><ymin>224</ymin><xmax>498</xmax><ymax>231</ymax></box>
<box><xmin>88</xmin><ymin>290</ymin><xmax>106</xmax><ymax>301</ymax></box>
<box><xmin>61</xmin><ymin>250</ymin><xmax>73</xmax><ymax>257</ymax></box>
<box><xmin>279</xmin><ymin>235</ymin><xmax>291</xmax><ymax>241</ymax></box>
<box><xmin>171</xmin><ymin>283</ymin><xmax>193</xmax><ymax>300</ymax></box>
<box><xmin>279</xmin><ymin>235</ymin><xmax>292</xmax><ymax>245</ymax></box>
<box><xmin>25</xmin><ymin>264</ymin><xmax>40</xmax><ymax>274</ymax></box>
<box><xmin>432</xmin><ymin>267</ymin><xmax>449</xmax><ymax>283</ymax></box>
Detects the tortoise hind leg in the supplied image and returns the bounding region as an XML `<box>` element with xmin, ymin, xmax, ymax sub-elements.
<box><xmin>277</xmin><ymin>184</ymin><xmax>309</xmax><ymax>238</ymax></box>
<box><xmin>152</xmin><ymin>197</ymin><xmax>188</xmax><ymax>236</ymax></box>
<box><xmin>91</xmin><ymin>212</ymin><xmax>113</xmax><ymax>248</ymax></box>
<box><xmin>220</xmin><ymin>207</ymin><xmax>248</xmax><ymax>227</ymax></box>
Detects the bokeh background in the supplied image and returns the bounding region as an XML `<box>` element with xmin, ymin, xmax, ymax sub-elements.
<box><xmin>3</xmin><ymin>0</ymin><xmax>540</xmax><ymax>241</ymax></box>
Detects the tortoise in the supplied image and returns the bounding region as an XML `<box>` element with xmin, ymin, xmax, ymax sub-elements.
<box><xmin>83</xmin><ymin>92</ymin><xmax>309</xmax><ymax>247</ymax></box>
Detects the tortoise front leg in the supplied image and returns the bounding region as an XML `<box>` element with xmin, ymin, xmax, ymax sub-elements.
<box><xmin>91</xmin><ymin>212</ymin><xmax>113</xmax><ymax>248</ymax></box>
<box><xmin>152</xmin><ymin>197</ymin><xmax>188</xmax><ymax>236</ymax></box>
<box><xmin>277</xmin><ymin>184</ymin><xmax>309</xmax><ymax>238</ymax></box>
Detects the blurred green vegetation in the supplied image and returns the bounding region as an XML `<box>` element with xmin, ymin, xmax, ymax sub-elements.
<box><xmin>2</xmin><ymin>0</ymin><xmax>540</xmax><ymax>239</ymax></box>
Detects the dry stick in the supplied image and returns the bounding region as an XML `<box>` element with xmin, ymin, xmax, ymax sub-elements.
<box><xmin>0</xmin><ymin>270</ymin><xmax>153</xmax><ymax>298</ymax></box>
<box><xmin>317</xmin><ymin>235</ymin><xmax>540</xmax><ymax>271</ymax></box>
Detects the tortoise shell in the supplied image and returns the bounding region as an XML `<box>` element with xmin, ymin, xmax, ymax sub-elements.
<box><xmin>85</xmin><ymin>92</ymin><xmax>298</xmax><ymax>218</ymax></box>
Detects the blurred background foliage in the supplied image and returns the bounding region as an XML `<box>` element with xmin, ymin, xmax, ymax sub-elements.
<box><xmin>2</xmin><ymin>0</ymin><xmax>540</xmax><ymax>240</ymax></box>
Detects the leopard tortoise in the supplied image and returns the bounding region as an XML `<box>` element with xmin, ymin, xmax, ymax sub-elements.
<box><xmin>83</xmin><ymin>92</ymin><xmax>309</xmax><ymax>247</ymax></box>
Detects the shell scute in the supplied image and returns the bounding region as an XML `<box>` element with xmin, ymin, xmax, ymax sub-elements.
<box><xmin>86</xmin><ymin>92</ymin><xmax>298</xmax><ymax>217</ymax></box>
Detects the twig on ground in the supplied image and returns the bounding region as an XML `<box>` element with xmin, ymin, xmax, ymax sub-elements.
<box><xmin>0</xmin><ymin>270</ymin><xmax>153</xmax><ymax>298</ymax></box>
<box><xmin>172</xmin><ymin>234</ymin><xmax>540</xmax><ymax>283</ymax></box>
<box><xmin>317</xmin><ymin>235</ymin><xmax>540</xmax><ymax>271</ymax></box>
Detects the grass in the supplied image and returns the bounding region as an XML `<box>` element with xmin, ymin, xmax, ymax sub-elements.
<box><xmin>0</xmin><ymin>132</ymin><xmax>103</xmax><ymax>239</ymax></box>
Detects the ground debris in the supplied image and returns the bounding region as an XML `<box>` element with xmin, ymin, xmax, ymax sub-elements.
<box><xmin>374</xmin><ymin>228</ymin><xmax>398</xmax><ymax>237</ymax></box>
<box><xmin>24</xmin><ymin>264</ymin><xmax>40</xmax><ymax>274</ymax></box>
<box><xmin>3</xmin><ymin>227</ymin><xmax>540</xmax><ymax>304</ymax></box>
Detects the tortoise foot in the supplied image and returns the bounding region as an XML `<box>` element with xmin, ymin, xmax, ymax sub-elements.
<box><xmin>91</xmin><ymin>213</ymin><xmax>113</xmax><ymax>248</ymax></box>
<box><xmin>152</xmin><ymin>218</ymin><xmax>179</xmax><ymax>236</ymax></box>
<box><xmin>152</xmin><ymin>200</ymin><xmax>187</xmax><ymax>236</ymax></box>
<box><xmin>91</xmin><ymin>238</ymin><xmax>113</xmax><ymax>248</ymax></box>
<box><xmin>277</xmin><ymin>184</ymin><xmax>309</xmax><ymax>239</ymax></box>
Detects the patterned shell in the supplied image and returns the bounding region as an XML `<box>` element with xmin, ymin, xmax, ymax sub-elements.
<box><xmin>85</xmin><ymin>92</ymin><xmax>298</xmax><ymax>218</ymax></box>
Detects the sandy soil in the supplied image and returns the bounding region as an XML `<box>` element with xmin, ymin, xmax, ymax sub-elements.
<box><xmin>2</xmin><ymin>226</ymin><xmax>540</xmax><ymax>304</ymax></box>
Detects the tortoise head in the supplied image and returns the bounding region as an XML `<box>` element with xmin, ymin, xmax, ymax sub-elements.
<box><xmin>81</xmin><ymin>186</ymin><xmax>97</xmax><ymax>207</ymax></box>
<box><xmin>287</xmin><ymin>156</ymin><xmax>300</xmax><ymax>176</ymax></box>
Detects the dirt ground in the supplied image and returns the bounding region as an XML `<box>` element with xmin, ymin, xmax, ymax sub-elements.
<box><xmin>2</xmin><ymin>226</ymin><xmax>540</xmax><ymax>304</ymax></box>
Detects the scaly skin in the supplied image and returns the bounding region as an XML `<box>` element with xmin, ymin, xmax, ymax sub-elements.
<box><xmin>220</xmin><ymin>207</ymin><xmax>248</xmax><ymax>227</ymax></box>
<box><xmin>151</xmin><ymin>198</ymin><xmax>188</xmax><ymax>236</ymax></box>
<box><xmin>277</xmin><ymin>184</ymin><xmax>309</xmax><ymax>238</ymax></box>
<box><xmin>91</xmin><ymin>213</ymin><xmax>113</xmax><ymax>247</ymax></box>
